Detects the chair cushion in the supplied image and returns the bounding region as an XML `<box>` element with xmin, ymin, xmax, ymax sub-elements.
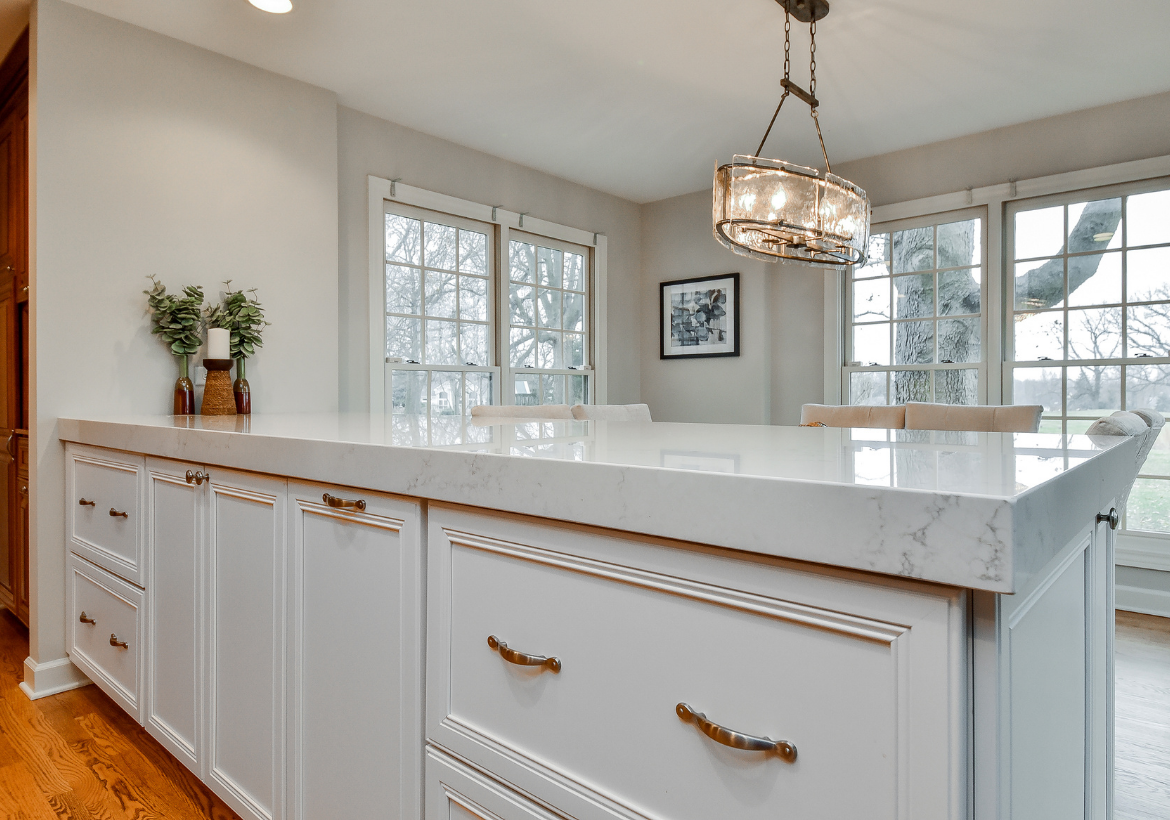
<box><xmin>903</xmin><ymin>402</ymin><xmax>1043</xmax><ymax>433</ymax></box>
<box><xmin>799</xmin><ymin>404</ymin><xmax>907</xmax><ymax>429</ymax></box>
<box><xmin>571</xmin><ymin>404</ymin><xmax>652</xmax><ymax>422</ymax></box>
<box><xmin>470</xmin><ymin>404</ymin><xmax>574</xmax><ymax>420</ymax></box>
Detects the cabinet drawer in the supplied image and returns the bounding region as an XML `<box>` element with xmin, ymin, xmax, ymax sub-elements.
<box><xmin>428</xmin><ymin>508</ymin><xmax>965</xmax><ymax>820</ymax></box>
<box><xmin>426</xmin><ymin>747</ymin><xmax>559</xmax><ymax>820</ymax></box>
<box><xmin>16</xmin><ymin>434</ymin><xmax>27</xmax><ymax>475</ymax></box>
<box><xmin>67</xmin><ymin>444</ymin><xmax>145</xmax><ymax>584</ymax></box>
<box><xmin>67</xmin><ymin>553</ymin><xmax>144</xmax><ymax>721</ymax></box>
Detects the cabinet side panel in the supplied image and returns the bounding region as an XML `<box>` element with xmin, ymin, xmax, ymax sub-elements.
<box><xmin>1008</xmin><ymin>547</ymin><xmax>1087</xmax><ymax>820</ymax></box>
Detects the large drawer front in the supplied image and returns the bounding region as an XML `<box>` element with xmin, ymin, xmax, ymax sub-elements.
<box><xmin>67</xmin><ymin>553</ymin><xmax>144</xmax><ymax>720</ymax></box>
<box><xmin>68</xmin><ymin>444</ymin><xmax>145</xmax><ymax>584</ymax></box>
<box><xmin>428</xmin><ymin>509</ymin><xmax>965</xmax><ymax>820</ymax></box>
<box><xmin>426</xmin><ymin>747</ymin><xmax>558</xmax><ymax>820</ymax></box>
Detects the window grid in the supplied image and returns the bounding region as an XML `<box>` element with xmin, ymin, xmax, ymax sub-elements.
<box><xmin>507</xmin><ymin>237</ymin><xmax>590</xmax><ymax>406</ymax></box>
<box><xmin>1007</xmin><ymin>186</ymin><xmax>1170</xmax><ymax>535</ymax></box>
<box><xmin>385</xmin><ymin>213</ymin><xmax>491</xmax><ymax>368</ymax></box>
<box><xmin>846</xmin><ymin>212</ymin><xmax>986</xmax><ymax>407</ymax></box>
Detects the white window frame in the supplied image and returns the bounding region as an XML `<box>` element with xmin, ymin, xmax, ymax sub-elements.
<box><xmin>503</xmin><ymin>229</ymin><xmax>594</xmax><ymax>406</ymax></box>
<box><xmin>830</xmin><ymin>153</ymin><xmax>1170</xmax><ymax>566</ymax></box>
<box><xmin>842</xmin><ymin>206</ymin><xmax>989</xmax><ymax>406</ymax></box>
<box><xmin>368</xmin><ymin>175</ymin><xmax>608</xmax><ymax>416</ymax></box>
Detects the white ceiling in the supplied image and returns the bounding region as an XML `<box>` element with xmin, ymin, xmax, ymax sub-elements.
<box><xmin>64</xmin><ymin>0</ymin><xmax>1170</xmax><ymax>203</ymax></box>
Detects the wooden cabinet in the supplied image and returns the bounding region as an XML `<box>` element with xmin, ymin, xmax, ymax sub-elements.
<box><xmin>287</xmin><ymin>481</ymin><xmax>423</xmax><ymax>820</ymax></box>
<box><xmin>0</xmin><ymin>31</ymin><xmax>27</xmax><ymax>625</ymax></box>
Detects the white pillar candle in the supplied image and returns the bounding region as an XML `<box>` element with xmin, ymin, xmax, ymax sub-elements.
<box><xmin>208</xmin><ymin>327</ymin><xmax>231</xmax><ymax>360</ymax></box>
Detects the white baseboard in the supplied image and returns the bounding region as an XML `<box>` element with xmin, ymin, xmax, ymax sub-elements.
<box><xmin>1116</xmin><ymin>583</ymin><xmax>1170</xmax><ymax>620</ymax></box>
<box><xmin>19</xmin><ymin>655</ymin><xmax>92</xmax><ymax>700</ymax></box>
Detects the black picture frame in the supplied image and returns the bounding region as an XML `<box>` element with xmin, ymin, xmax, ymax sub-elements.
<box><xmin>659</xmin><ymin>272</ymin><xmax>740</xmax><ymax>359</ymax></box>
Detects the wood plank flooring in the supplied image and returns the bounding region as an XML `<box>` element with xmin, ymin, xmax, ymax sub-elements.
<box><xmin>0</xmin><ymin>608</ymin><xmax>240</xmax><ymax>819</ymax></box>
<box><xmin>1116</xmin><ymin>610</ymin><xmax>1170</xmax><ymax>820</ymax></box>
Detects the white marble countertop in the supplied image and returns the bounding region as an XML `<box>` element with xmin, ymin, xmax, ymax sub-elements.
<box><xmin>57</xmin><ymin>413</ymin><xmax>1140</xmax><ymax>594</ymax></box>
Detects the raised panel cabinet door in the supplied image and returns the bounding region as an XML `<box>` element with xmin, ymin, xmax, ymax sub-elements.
<box><xmin>287</xmin><ymin>482</ymin><xmax>423</xmax><ymax>820</ymax></box>
<box><xmin>146</xmin><ymin>457</ymin><xmax>203</xmax><ymax>774</ymax></box>
<box><xmin>207</xmin><ymin>468</ymin><xmax>286</xmax><ymax>820</ymax></box>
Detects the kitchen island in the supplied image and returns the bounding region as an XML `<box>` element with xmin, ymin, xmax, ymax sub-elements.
<box><xmin>57</xmin><ymin>414</ymin><xmax>1139</xmax><ymax>820</ymax></box>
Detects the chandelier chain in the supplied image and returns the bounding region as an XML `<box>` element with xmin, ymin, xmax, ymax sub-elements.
<box><xmin>754</xmin><ymin>4</ymin><xmax>792</xmax><ymax>158</ymax></box>
<box><xmin>809</xmin><ymin>18</ymin><xmax>816</xmax><ymax>97</ymax></box>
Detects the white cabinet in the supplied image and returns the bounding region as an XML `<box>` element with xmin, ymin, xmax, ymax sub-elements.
<box><xmin>287</xmin><ymin>481</ymin><xmax>423</xmax><ymax>820</ymax></box>
<box><xmin>145</xmin><ymin>457</ymin><xmax>203</xmax><ymax>775</ymax></box>
<box><xmin>207</xmin><ymin>467</ymin><xmax>286</xmax><ymax>820</ymax></box>
<box><xmin>426</xmin><ymin>505</ymin><xmax>968</xmax><ymax>820</ymax></box>
<box><xmin>67</xmin><ymin>444</ymin><xmax>145</xmax><ymax>585</ymax></box>
<box><xmin>66</xmin><ymin>552</ymin><xmax>145</xmax><ymax>720</ymax></box>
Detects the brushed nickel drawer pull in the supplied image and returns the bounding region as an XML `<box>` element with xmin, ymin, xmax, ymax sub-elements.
<box><xmin>79</xmin><ymin>611</ymin><xmax>96</xmax><ymax>625</ymax></box>
<box><xmin>109</xmin><ymin>508</ymin><xmax>128</xmax><ymax>518</ymax></box>
<box><xmin>109</xmin><ymin>634</ymin><xmax>129</xmax><ymax>649</ymax></box>
<box><xmin>186</xmin><ymin>470</ymin><xmax>209</xmax><ymax>485</ymax></box>
<box><xmin>676</xmin><ymin>703</ymin><xmax>797</xmax><ymax>762</ymax></box>
<box><xmin>487</xmin><ymin>635</ymin><xmax>561</xmax><ymax>673</ymax></box>
<box><xmin>323</xmin><ymin>493</ymin><xmax>366</xmax><ymax>512</ymax></box>
<box><xmin>78</xmin><ymin>498</ymin><xmax>96</xmax><ymax>507</ymax></box>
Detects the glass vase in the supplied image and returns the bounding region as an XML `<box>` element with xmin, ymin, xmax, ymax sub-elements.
<box><xmin>233</xmin><ymin>356</ymin><xmax>251</xmax><ymax>415</ymax></box>
<box><xmin>173</xmin><ymin>354</ymin><xmax>194</xmax><ymax>415</ymax></box>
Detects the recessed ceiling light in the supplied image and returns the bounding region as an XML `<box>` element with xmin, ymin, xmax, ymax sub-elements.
<box><xmin>249</xmin><ymin>0</ymin><xmax>292</xmax><ymax>13</ymax></box>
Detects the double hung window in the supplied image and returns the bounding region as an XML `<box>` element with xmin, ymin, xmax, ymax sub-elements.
<box><xmin>1008</xmin><ymin>182</ymin><xmax>1170</xmax><ymax>534</ymax></box>
<box><xmin>381</xmin><ymin>195</ymin><xmax>597</xmax><ymax>438</ymax></box>
<box><xmin>846</xmin><ymin>210</ymin><xmax>986</xmax><ymax>406</ymax></box>
<box><xmin>506</xmin><ymin>233</ymin><xmax>590</xmax><ymax>407</ymax></box>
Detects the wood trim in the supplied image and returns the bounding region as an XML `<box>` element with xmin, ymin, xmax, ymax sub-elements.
<box><xmin>0</xmin><ymin>28</ymin><xmax>28</xmax><ymax>114</ymax></box>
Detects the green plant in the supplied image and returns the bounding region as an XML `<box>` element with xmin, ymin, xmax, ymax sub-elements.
<box><xmin>144</xmin><ymin>276</ymin><xmax>205</xmax><ymax>357</ymax></box>
<box><xmin>206</xmin><ymin>280</ymin><xmax>269</xmax><ymax>360</ymax></box>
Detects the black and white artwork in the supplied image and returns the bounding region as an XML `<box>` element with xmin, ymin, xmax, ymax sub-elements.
<box><xmin>660</xmin><ymin>273</ymin><xmax>740</xmax><ymax>359</ymax></box>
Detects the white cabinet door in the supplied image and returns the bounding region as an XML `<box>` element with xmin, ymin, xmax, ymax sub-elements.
<box><xmin>207</xmin><ymin>468</ymin><xmax>286</xmax><ymax>820</ymax></box>
<box><xmin>287</xmin><ymin>482</ymin><xmax>423</xmax><ymax>820</ymax></box>
<box><xmin>145</xmin><ymin>457</ymin><xmax>203</xmax><ymax>775</ymax></box>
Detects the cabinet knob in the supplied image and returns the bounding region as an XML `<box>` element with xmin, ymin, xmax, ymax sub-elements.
<box><xmin>79</xmin><ymin>611</ymin><xmax>96</xmax><ymax>625</ymax></box>
<box><xmin>78</xmin><ymin>498</ymin><xmax>96</xmax><ymax>507</ymax></box>
<box><xmin>109</xmin><ymin>634</ymin><xmax>128</xmax><ymax>649</ymax></box>
<box><xmin>109</xmin><ymin>508</ymin><xmax>128</xmax><ymax>519</ymax></box>
<box><xmin>1097</xmin><ymin>508</ymin><xmax>1119</xmax><ymax>530</ymax></box>
<box><xmin>322</xmin><ymin>493</ymin><xmax>366</xmax><ymax>512</ymax></box>
<box><xmin>185</xmin><ymin>470</ymin><xmax>209</xmax><ymax>485</ymax></box>
<box><xmin>676</xmin><ymin>702</ymin><xmax>797</xmax><ymax>762</ymax></box>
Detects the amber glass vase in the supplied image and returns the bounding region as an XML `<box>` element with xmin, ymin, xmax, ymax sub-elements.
<box><xmin>173</xmin><ymin>355</ymin><xmax>194</xmax><ymax>415</ymax></box>
<box><xmin>233</xmin><ymin>356</ymin><xmax>251</xmax><ymax>415</ymax></box>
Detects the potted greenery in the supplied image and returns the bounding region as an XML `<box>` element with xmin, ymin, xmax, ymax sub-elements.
<box><xmin>206</xmin><ymin>281</ymin><xmax>269</xmax><ymax>414</ymax></box>
<box><xmin>145</xmin><ymin>277</ymin><xmax>205</xmax><ymax>414</ymax></box>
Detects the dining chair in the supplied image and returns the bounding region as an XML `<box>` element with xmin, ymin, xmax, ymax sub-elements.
<box><xmin>469</xmin><ymin>404</ymin><xmax>575</xmax><ymax>420</ymax></box>
<box><xmin>903</xmin><ymin>402</ymin><xmax>1044</xmax><ymax>433</ymax></box>
<box><xmin>570</xmin><ymin>404</ymin><xmax>652</xmax><ymax>422</ymax></box>
<box><xmin>799</xmin><ymin>403</ymin><xmax>907</xmax><ymax>429</ymax></box>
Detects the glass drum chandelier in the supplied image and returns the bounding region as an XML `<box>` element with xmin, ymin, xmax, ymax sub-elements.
<box><xmin>713</xmin><ymin>0</ymin><xmax>870</xmax><ymax>268</ymax></box>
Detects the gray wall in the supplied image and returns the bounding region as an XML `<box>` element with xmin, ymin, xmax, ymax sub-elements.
<box><xmin>834</xmin><ymin>90</ymin><xmax>1170</xmax><ymax>208</ymax></box>
<box><xmin>31</xmin><ymin>0</ymin><xmax>339</xmax><ymax>672</ymax></box>
<box><xmin>639</xmin><ymin>189</ymin><xmax>829</xmax><ymax>425</ymax></box>
<box><xmin>337</xmin><ymin>106</ymin><xmax>643</xmax><ymax>412</ymax></box>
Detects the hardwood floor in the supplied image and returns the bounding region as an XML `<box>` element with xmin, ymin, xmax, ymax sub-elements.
<box><xmin>0</xmin><ymin>608</ymin><xmax>240</xmax><ymax>819</ymax></box>
<box><xmin>1116</xmin><ymin>610</ymin><xmax>1170</xmax><ymax>820</ymax></box>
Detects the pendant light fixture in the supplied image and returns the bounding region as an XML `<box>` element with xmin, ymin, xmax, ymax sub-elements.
<box><xmin>713</xmin><ymin>0</ymin><xmax>869</xmax><ymax>268</ymax></box>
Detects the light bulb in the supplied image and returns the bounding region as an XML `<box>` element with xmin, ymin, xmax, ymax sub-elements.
<box><xmin>249</xmin><ymin>0</ymin><xmax>292</xmax><ymax>13</ymax></box>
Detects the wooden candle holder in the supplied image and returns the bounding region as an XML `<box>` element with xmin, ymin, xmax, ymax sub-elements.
<box><xmin>200</xmin><ymin>359</ymin><xmax>237</xmax><ymax>415</ymax></box>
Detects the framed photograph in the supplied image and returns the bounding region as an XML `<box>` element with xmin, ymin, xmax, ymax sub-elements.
<box><xmin>660</xmin><ymin>273</ymin><xmax>740</xmax><ymax>359</ymax></box>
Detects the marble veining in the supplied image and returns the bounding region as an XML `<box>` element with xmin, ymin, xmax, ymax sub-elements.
<box><xmin>56</xmin><ymin>414</ymin><xmax>1139</xmax><ymax>594</ymax></box>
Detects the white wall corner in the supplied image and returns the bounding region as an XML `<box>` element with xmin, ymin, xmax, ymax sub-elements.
<box><xmin>20</xmin><ymin>654</ymin><xmax>91</xmax><ymax>700</ymax></box>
